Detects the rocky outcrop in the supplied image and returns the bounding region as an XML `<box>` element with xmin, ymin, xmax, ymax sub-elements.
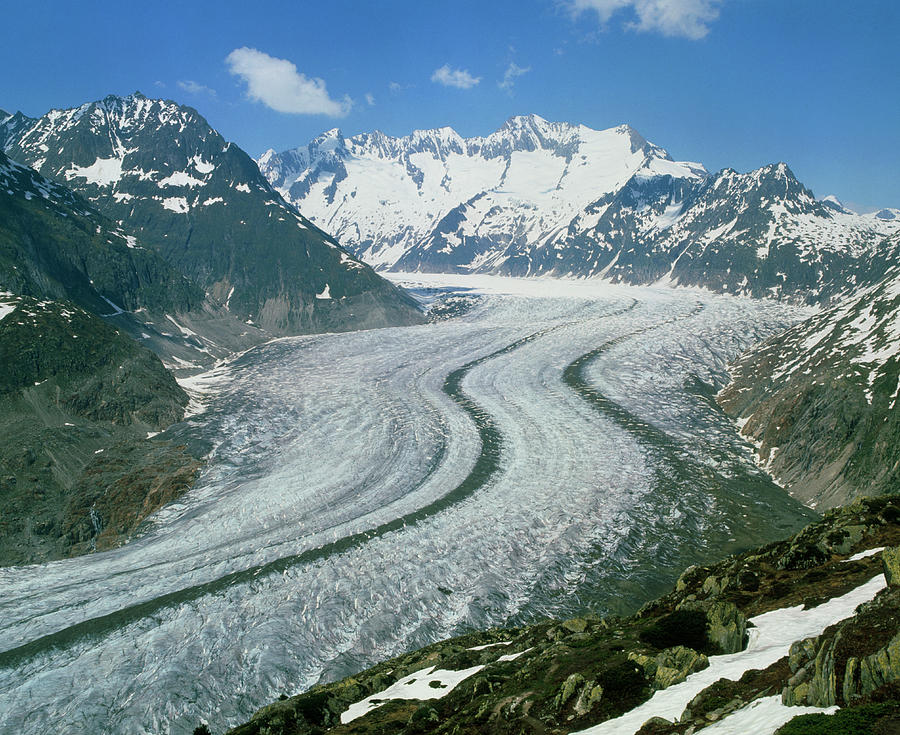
<box><xmin>675</xmin><ymin>600</ymin><xmax>747</xmax><ymax>654</ymax></box>
<box><xmin>883</xmin><ymin>546</ymin><xmax>900</xmax><ymax>587</ymax></box>
<box><xmin>782</xmin><ymin>584</ymin><xmax>900</xmax><ymax>709</ymax></box>
<box><xmin>629</xmin><ymin>646</ymin><xmax>709</xmax><ymax>689</ymax></box>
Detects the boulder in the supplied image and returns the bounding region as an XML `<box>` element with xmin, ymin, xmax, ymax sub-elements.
<box><xmin>629</xmin><ymin>646</ymin><xmax>708</xmax><ymax>689</ymax></box>
<box><xmin>554</xmin><ymin>673</ymin><xmax>585</xmax><ymax>710</ymax></box>
<box><xmin>705</xmin><ymin>601</ymin><xmax>747</xmax><ymax>654</ymax></box>
<box><xmin>883</xmin><ymin>547</ymin><xmax>900</xmax><ymax>587</ymax></box>
<box><xmin>573</xmin><ymin>680</ymin><xmax>603</xmax><ymax>716</ymax></box>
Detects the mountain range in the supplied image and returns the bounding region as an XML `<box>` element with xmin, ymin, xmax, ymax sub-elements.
<box><xmin>259</xmin><ymin>114</ymin><xmax>900</xmax><ymax>303</ymax></box>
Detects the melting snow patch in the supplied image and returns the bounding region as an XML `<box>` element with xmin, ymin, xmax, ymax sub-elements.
<box><xmin>162</xmin><ymin>197</ymin><xmax>189</xmax><ymax>214</ymax></box>
<box><xmin>0</xmin><ymin>292</ymin><xmax>19</xmax><ymax>322</ymax></box>
<box><xmin>65</xmin><ymin>157</ymin><xmax>123</xmax><ymax>187</ymax></box>
<box><xmin>191</xmin><ymin>155</ymin><xmax>215</xmax><ymax>174</ymax></box>
<box><xmin>234</xmin><ymin>182</ymin><xmax>251</xmax><ymax>193</ymax></box>
<box><xmin>158</xmin><ymin>171</ymin><xmax>206</xmax><ymax>188</ymax></box>
<box><xmin>573</xmin><ymin>574</ymin><xmax>886</xmax><ymax>735</ymax></box>
<box><xmin>842</xmin><ymin>546</ymin><xmax>885</xmax><ymax>562</ymax></box>
<box><xmin>315</xmin><ymin>285</ymin><xmax>332</xmax><ymax>300</ymax></box>
<box><xmin>341</xmin><ymin>665</ymin><xmax>485</xmax><ymax>724</ymax></box>
<box><xmin>467</xmin><ymin>641</ymin><xmax>512</xmax><ymax>651</ymax></box>
<box><xmin>701</xmin><ymin>695</ymin><xmax>836</xmax><ymax>735</ymax></box>
<box><xmin>497</xmin><ymin>648</ymin><xmax>533</xmax><ymax>662</ymax></box>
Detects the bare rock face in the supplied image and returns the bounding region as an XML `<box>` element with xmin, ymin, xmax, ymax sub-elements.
<box><xmin>883</xmin><ymin>546</ymin><xmax>900</xmax><ymax>587</ymax></box>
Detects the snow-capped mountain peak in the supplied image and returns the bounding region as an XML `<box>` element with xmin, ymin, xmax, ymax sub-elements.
<box><xmin>258</xmin><ymin>117</ymin><xmax>707</xmax><ymax>271</ymax></box>
<box><xmin>2</xmin><ymin>93</ymin><xmax>423</xmax><ymax>334</ymax></box>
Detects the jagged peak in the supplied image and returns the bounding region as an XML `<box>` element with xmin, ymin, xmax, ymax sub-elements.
<box><xmin>821</xmin><ymin>194</ymin><xmax>853</xmax><ymax>214</ymax></box>
<box><xmin>500</xmin><ymin>112</ymin><xmax>551</xmax><ymax>130</ymax></box>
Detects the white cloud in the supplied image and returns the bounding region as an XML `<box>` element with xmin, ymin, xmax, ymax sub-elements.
<box><xmin>226</xmin><ymin>47</ymin><xmax>351</xmax><ymax>116</ymax></box>
<box><xmin>177</xmin><ymin>80</ymin><xmax>216</xmax><ymax>97</ymax></box>
<box><xmin>431</xmin><ymin>64</ymin><xmax>481</xmax><ymax>89</ymax></box>
<box><xmin>569</xmin><ymin>0</ymin><xmax>722</xmax><ymax>40</ymax></box>
<box><xmin>499</xmin><ymin>62</ymin><xmax>531</xmax><ymax>91</ymax></box>
<box><xmin>365</xmin><ymin>92</ymin><xmax>376</xmax><ymax>106</ymax></box>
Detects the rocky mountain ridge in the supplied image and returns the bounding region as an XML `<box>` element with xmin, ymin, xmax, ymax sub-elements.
<box><xmin>1</xmin><ymin>93</ymin><xmax>423</xmax><ymax>336</ymax></box>
<box><xmin>719</xmin><ymin>234</ymin><xmax>900</xmax><ymax>510</ymax></box>
<box><xmin>259</xmin><ymin>116</ymin><xmax>900</xmax><ymax>303</ymax></box>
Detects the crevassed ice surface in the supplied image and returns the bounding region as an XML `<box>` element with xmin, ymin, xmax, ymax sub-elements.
<box><xmin>0</xmin><ymin>275</ymin><xmax>817</xmax><ymax>735</ymax></box>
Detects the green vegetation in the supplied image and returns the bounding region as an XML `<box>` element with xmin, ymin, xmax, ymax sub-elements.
<box><xmin>776</xmin><ymin>702</ymin><xmax>900</xmax><ymax>735</ymax></box>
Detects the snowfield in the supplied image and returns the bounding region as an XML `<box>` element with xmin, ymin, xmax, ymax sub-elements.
<box><xmin>0</xmin><ymin>276</ymin><xmax>815</xmax><ymax>735</ymax></box>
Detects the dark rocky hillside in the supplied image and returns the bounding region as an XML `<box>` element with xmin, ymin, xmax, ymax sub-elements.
<box><xmin>0</xmin><ymin>150</ymin><xmax>201</xmax><ymax>316</ymax></box>
<box><xmin>0</xmin><ymin>297</ymin><xmax>199</xmax><ymax>564</ymax></box>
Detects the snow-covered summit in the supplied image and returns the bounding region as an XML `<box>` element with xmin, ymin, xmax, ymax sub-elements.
<box><xmin>258</xmin><ymin>116</ymin><xmax>706</xmax><ymax>270</ymax></box>
<box><xmin>259</xmin><ymin>118</ymin><xmax>900</xmax><ymax>303</ymax></box>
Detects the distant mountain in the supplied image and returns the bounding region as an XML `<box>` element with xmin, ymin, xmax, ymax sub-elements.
<box><xmin>719</xmin><ymin>232</ymin><xmax>900</xmax><ymax>509</ymax></box>
<box><xmin>260</xmin><ymin>115</ymin><xmax>900</xmax><ymax>303</ymax></box>
<box><xmin>2</xmin><ymin>93</ymin><xmax>422</xmax><ymax>335</ymax></box>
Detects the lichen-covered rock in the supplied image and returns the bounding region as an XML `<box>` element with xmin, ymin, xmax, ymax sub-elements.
<box><xmin>555</xmin><ymin>673</ymin><xmax>585</xmax><ymax>710</ymax></box>
<box><xmin>788</xmin><ymin>637</ymin><xmax>819</xmax><ymax>673</ymax></box>
<box><xmin>702</xmin><ymin>575</ymin><xmax>730</xmax><ymax>597</ymax></box>
<box><xmin>844</xmin><ymin>631</ymin><xmax>900</xmax><ymax>702</ymax></box>
<box><xmin>629</xmin><ymin>646</ymin><xmax>708</xmax><ymax>689</ymax></box>
<box><xmin>573</xmin><ymin>680</ymin><xmax>603</xmax><ymax>716</ymax></box>
<box><xmin>826</xmin><ymin>524</ymin><xmax>867</xmax><ymax>554</ymax></box>
<box><xmin>705</xmin><ymin>601</ymin><xmax>747</xmax><ymax>654</ymax></box>
<box><xmin>777</xmin><ymin>541</ymin><xmax>829</xmax><ymax>570</ymax></box>
<box><xmin>883</xmin><ymin>546</ymin><xmax>900</xmax><ymax>587</ymax></box>
<box><xmin>809</xmin><ymin>634</ymin><xmax>840</xmax><ymax>707</ymax></box>
<box><xmin>562</xmin><ymin>617</ymin><xmax>588</xmax><ymax>634</ymax></box>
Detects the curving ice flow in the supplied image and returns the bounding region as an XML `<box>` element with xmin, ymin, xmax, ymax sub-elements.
<box><xmin>0</xmin><ymin>275</ymin><xmax>817</xmax><ymax>735</ymax></box>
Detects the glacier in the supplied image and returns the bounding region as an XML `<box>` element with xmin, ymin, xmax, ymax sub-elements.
<box><xmin>0</xmin><ymin>276</ymin><xmax>817</xmax><ymax>734</ymax></box>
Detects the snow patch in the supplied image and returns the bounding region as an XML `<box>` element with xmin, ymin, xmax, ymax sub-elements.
<box><xmin>341</xmin><ymin>665</ymin><xmax>485</xmax><ymax>724</ymax></box>
<box><xmin>157</xmin><ymin>171</ymin><xmax>206</xmax><ymax>188</ymax></box>
<box><xmin>65</xmin><ymin>157</ymin><xmax>123</xmax><ymax>187</ymax></box>
<box><xmin>161</xmin><ymin>197</ymin><xmax>189</xmax><ymax>214</ymax></box>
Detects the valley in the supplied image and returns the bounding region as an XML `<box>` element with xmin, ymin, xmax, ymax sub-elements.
<box><xmin>0</xmin><ymin>277</ymin><xmax>818</xmax><ymax>734</ymax></box>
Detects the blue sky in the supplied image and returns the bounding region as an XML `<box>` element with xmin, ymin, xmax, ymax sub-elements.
<box><xmin>1</xmin><ymin>0</ymin><xmax>898</xmax><ymax>211</ymax></box>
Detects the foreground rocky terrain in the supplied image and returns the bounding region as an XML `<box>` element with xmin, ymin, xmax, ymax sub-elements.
<box><xmin>223</xmin><ymin>496</ymin><xmax>899</xmax><ymax>735</ymax></box>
